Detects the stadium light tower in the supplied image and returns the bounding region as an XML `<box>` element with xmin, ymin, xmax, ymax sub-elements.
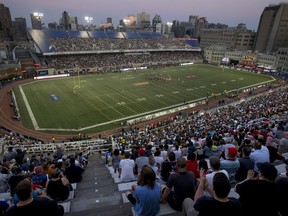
<box><xmin>85</xmin><ymin>16</ymin><xmax>93</xmax><ymax>30</ymax></box>
<box><xmin>33</xmin><ymin>12</ymin><xmax>44</xmax><ymax>21</ymax></box>
<box><xmin>31</xmin><ymin>12</ymin><xmax>44</xmax><ymax>29</ymax></box>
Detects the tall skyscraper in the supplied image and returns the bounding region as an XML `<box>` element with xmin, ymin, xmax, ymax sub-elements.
<box><xmin>137</xmin><ymin>12</ymin><xmax>150</xmax><ymax>29</ymax></box>
<box><xmin>254</xmin><ymin>3</ymin><xmax>288</xmax><ymax>54</ymax></box>
<box><xmin>61</xmin><ymin>11</ymin><xmax>70</xmax><ymax>30</ymax></box>
<box><xmin>0</xmin><ymin>3</ymin><xmax>21</xmax><ymax>42</ymax></box>
<box><xmin>152</xmin><ymin>14</ymin><xmax>162</xmax><ymax>32</ymax></box>
<box><xmin>15</xmin><ymin>17</ymin><xmax>27</xmax><ymax>38</ymax></box>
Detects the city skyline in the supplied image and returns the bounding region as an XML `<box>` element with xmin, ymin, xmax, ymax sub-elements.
<box><xmin>1</xmin><ymin>0</ymin><xmax>286</xmax><ymax>30</ymax></box>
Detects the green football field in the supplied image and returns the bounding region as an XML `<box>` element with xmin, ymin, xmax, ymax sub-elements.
<box><xmin>13</xmin><ymin>64</ymin><xmax>275</xmax><ymax>134</ymax></box>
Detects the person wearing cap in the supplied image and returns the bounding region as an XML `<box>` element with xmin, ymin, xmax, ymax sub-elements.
<box><xmin>160</xmin><ymin>158</ymin><xmax>197</xmax><ymax>211</ymax></box>
<box><xmin>205</xmin><ymin>156</ymin><xmax>229</xmax><ymax>195</ymax></box>
<box><xmin>135</xmin><ymin>148</ymin><xmax>149</xmax><ymax>175</ymax></box>
<box><xmin>32</xmin><ymin>165</ymin><xmax>48</xmax><ymax>189</ymax></box>
<box><xmin>220</xmin><ymin>147</ymin><xmax>240</xmax><ymax>182</ymax></box>
<box><xmin>235</xmin><ymin>162</ymin><xmax>279</xmax><ymax>216</ymax></box>
<box><xmin>119</xmin><ymin>152</ymin><xmax>135</xmax><ymax>182</ymax></box>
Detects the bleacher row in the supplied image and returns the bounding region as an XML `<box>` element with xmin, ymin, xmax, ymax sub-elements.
<box><xmin>3</xmin><ymin>139</ymin><xmax>112</xmax><ymax>155</ymax></box>
<box><xmin>104</xmin><ymin>152</ymin><xmax>288</xmax><ymax>216</ymax></box>
<box><xmin>0</xmin><ymin>182</ymin><xmax>77</xmax><ymax>214</ymax></box>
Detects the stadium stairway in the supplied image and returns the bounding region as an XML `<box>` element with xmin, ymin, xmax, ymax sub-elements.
<box><xmin>67</xmin><ymin>152</ymin><xmax>182</xmax><ymax>216</ymax></box>
<box><xmin>67</xmin><ymin>152</ymin><xmax>132</xmax><ymax>216</ymax></box>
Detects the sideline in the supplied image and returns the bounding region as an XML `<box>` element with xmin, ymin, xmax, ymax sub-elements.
<box><xmin>19</xmin><ymin>85</ymin><xmax>39</xmax><ymax>129</ymax></box>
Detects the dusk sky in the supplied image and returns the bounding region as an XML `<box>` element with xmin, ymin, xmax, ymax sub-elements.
<box><xmin>1</xmin><ymin>0</ymin><xmax>286</xmax><ymax>31</ymax></box>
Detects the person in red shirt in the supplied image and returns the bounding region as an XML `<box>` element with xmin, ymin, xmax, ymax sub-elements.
<box><xmin>186</xmin><ymin>152</ymin><xmax>199</xmax><ymax>178</ymax></box>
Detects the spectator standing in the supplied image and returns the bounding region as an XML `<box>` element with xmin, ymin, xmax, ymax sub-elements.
<box><xmin>112</xmin><ymin>149</ymin><xmax>121</xmax><ymax>174</ymax></box>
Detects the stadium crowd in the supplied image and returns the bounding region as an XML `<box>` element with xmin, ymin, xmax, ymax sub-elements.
<box><xmin>44</xmin><ymin>51</ymin><xmax>202</xmax><ymax>71</ymax></box>
<box><xmin>47</xmin><ymin>37</ymin><xmax>193</xmax><ymax>52</ymax></box>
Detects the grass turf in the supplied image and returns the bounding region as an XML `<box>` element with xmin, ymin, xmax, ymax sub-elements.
<box><xmin>13</xmin><ymin>64</ymin><xmax>275</xmax><ymax>134</ymax></box>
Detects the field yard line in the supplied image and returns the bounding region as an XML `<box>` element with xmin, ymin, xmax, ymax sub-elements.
<box><xmin>95</xmin><ymin>85</ymin><xmax>138</xmax><ymax>115</ymax></box>
<box><xmin>78</xmin><ymin>91</ymin><xmax>118</xmax><ymax>120</ymax></box>
<box><xmin>19</xmin><ymin>85</ymin><xmax>40</xmax><ymax>130</ymax></box>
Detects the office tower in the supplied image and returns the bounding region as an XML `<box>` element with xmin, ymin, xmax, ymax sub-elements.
<box><xmin>254</xmin><ymin>3</ymin><xmax>288</xmax><ymax>53</ymax></box>
<box><xmin>15</xmin><ymin>17</ymin><xmax>28</xmax><ymax>38</ymax></box>
<box><xmin>137</xmin><ymin>12</ymin><xmax>150</xmax><ymax>29</ymax></box>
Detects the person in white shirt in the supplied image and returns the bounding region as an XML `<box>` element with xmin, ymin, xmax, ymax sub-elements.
<box><xmin>154</xmin><ymin>149</ymin><xmax>164</xmax><ymax>168</ymax></box>
<box><xmin>159</xmin><ymin>144</ymin><xmax>168</xmax><ymax>161</ymax></box>
<box><xmin>206</xmin><ymin>156</ymin><xmax>229</xmax><ymax>196</ymax></box>
<box><xmin>173</xmin><ymin>144</ymin><xmax>182</xmax><ymax>160</ymax></box>
<box><xmin>119</xmin><ymin>152</ymin><xmax>135</xmax><ymax>182</ymax></box>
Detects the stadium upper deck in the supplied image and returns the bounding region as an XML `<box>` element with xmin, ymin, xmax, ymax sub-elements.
<box><xmin>28</xmin><ymin>29</ymin><xmax>201</xmax><ymax>55</ymax></box>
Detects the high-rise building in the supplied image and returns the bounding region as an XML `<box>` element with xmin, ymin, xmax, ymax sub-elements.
<box><xmin>200</xmin><ymin>28</ymin><xmax>255</xmax><ymax>51</ymax></box>
<box><xmin>70</xmin><ymin>17</ymin><xmax>78</xmax><ymax>30</ymax></box>
<box><xmin>61</xmin><ymin>11</ymin><xmax>70</xmax><ymax>30</ymax></box>
<box><xmin>152</xmin><ymin>14</ymin><xmax>162</xmax><ymax>32</ymax></box>
<box><xmin>276</xmin><ymin>48</ymin><xmax>288</xmax><ymax>72</ymax></box>
<box><xmin>0</xmin><ymin>3</ymin><xmax>22</xmax><ymax>43</ymax></box>
<box><xmin>107</xmin><ymin>17</ymin><xmax>112</xmax><ymax>24</ymax></box>
<box><xmin>254</xmin><ymin>3</ymin><xmax>288</xmax><ymax>54</ymax></box>
<box><xmin>14</xmin><ymin>17</ymin><xmax>27</xmax><ymax>38</ymax></box>
<box><xmin>137</xmin><ymin>12</ymin><xmax>150</xmax><ymax>29</ymax></box>
<box><xmin>30</xmin><ymin>12</ymin><xmax>43</xmax><ymax>29</ymax></box>
<box><xmin>0</xmin><ymin>3</ymin><xmax>14</xmax><ymax>41</ymax></box>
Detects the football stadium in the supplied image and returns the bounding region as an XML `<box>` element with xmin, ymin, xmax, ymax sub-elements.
<box><xmin>1</xmin><ymin>2</ymin><xmax>288</xmax><ymax>216</ymax></box>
